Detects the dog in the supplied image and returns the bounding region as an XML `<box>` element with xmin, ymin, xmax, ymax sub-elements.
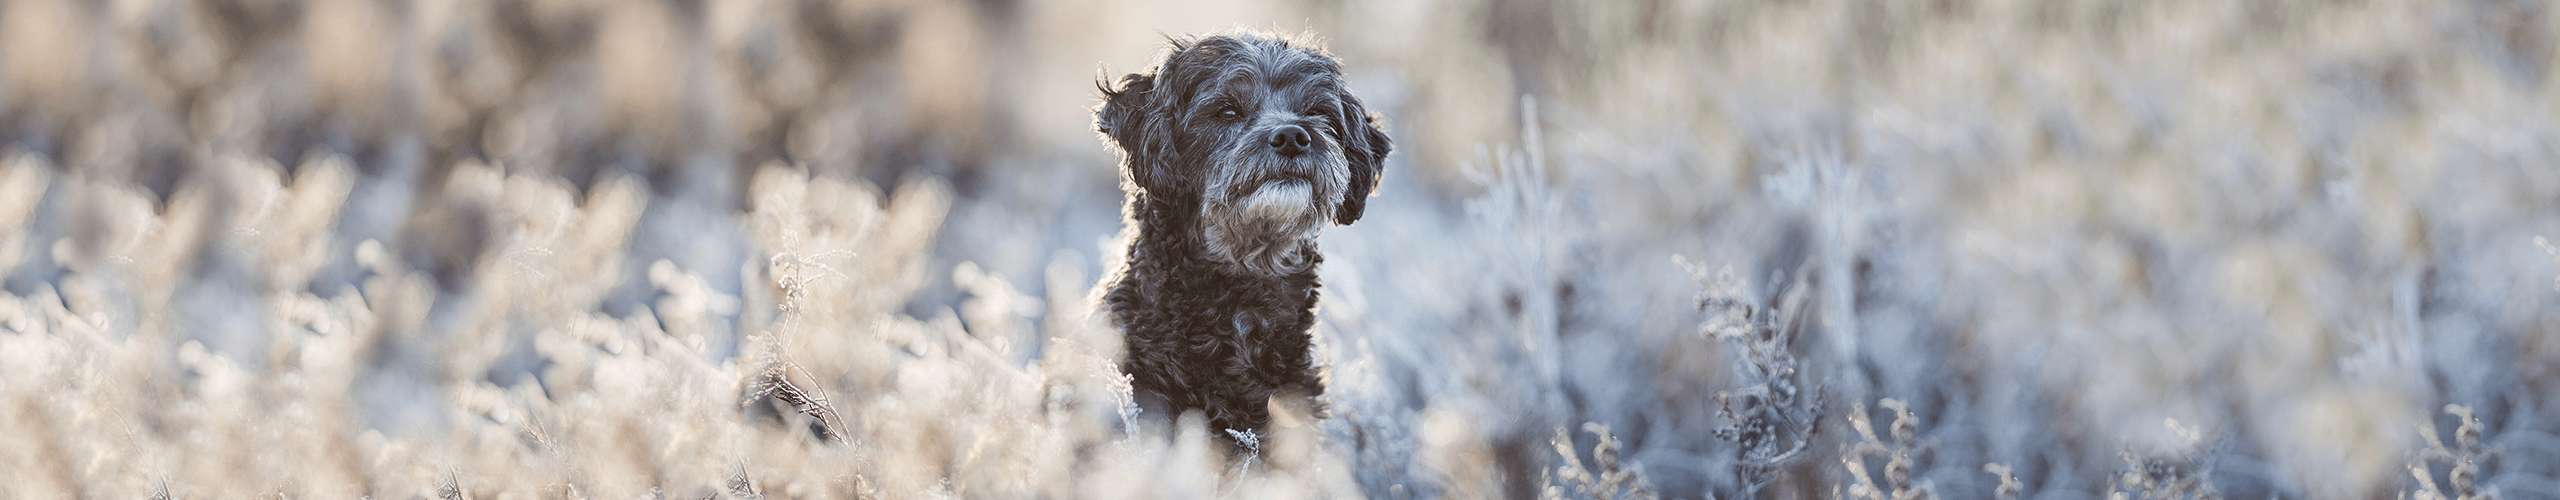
<box><xmin>1092</xmin><ymin>32</ymin><xmax>1391</xmax><ymax>441</ymax></box>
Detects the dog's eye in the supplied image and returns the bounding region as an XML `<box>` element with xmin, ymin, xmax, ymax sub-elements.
<box><xmin>1303</xmin><ymin>103</ymin><xmax>1334</xmax><ymax>117</ymax></box>
<box><xmin>1215</xmin><ymin>105</ymin><xmax>1242</xmax><ymax>121</ymax></box>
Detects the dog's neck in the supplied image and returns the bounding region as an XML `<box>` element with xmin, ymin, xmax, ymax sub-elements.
<box><xmin>1118</xmin><ymin>191</ymin><xmax>1321</xmax><ymax>290</ymax></box>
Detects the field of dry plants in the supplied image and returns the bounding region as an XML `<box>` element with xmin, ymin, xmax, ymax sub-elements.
<box><xmin>2</xmin><ymin>0</ymin><xmax>2559</xmax><ymax>498</ymax></box>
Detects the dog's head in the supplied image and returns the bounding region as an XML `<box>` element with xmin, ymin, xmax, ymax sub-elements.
<box><xmin>1096</xmin><ymin>33</ymin><xmax>1391</xmax><ymax>276</ymax></box>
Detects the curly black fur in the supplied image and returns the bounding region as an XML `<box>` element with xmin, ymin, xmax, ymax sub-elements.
<box><xmin>1092</xmin><ymin>32</ymin><xmax>1391</xmax><ymax>439</ymax></box>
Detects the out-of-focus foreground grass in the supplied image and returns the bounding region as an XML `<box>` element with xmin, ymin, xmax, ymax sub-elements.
<box><xmin>2</xmin><ymin>0</ymin><xmax>2558</xmax><ymax>498</ymax></box>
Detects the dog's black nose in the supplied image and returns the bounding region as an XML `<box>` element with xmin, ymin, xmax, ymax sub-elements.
<box><xmin>1267</xmin><ymin>125</ymin><xmax>1312</xmax><ymax>157</ymax></box>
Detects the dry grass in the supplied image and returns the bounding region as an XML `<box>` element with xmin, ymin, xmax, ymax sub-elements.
<box><xmin>1</xmin><ymin>0</ymin><xmax>2558</xmax><ymax>498</ymax></box>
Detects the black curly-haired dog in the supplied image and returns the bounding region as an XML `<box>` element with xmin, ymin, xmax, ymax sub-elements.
<box><xmin>1093</xmin><ymin>32</ymin><xmax>1391</xmax><ymax>439</ymax></box>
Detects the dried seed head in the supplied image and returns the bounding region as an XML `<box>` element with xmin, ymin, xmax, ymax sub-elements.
<box><xmin>1881</xmin><ymin>398</ymin><xmax>1917</xmax><ymax>445</ymax></box>
<box><xmin>1984</xmin><ymin>463</ymin><xmax>2023</xmax><ymax>499</ymax></box>
<box><xmin>2447</xmin><ymin>405</ymin><xmax>2481</xmax><ymax>452</ymax></box>
<box><xmin>2450</xmin><ymin>457</ymin><xmax>2476</xmax><ymax>495</ymax></box>
<box><xmin>1886</xmin><ymin>451</ymin><xmax>1913</xmax><ymax>486</ymax></box>
<box><xmin>437</xmin><ymin>473</ymin><xmax>464</xmax><ymax>500</ymax></box>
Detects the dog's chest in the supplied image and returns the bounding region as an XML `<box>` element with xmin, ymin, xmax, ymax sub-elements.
<box><xmin>1135</xmin><ymin>271</ymin><xmax>1319</xmax><ymax>337</ymax></box>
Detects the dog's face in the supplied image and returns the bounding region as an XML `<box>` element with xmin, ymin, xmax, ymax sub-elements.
<box><xmin>1096</xmin><ymin>33</ymin><xmax>1391</xmax><ymax>276</ymax></box>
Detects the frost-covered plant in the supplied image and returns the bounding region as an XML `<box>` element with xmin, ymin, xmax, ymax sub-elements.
<box><xmin>0</xmin><ymin>157</ymin><xmax>1312</xmax><ymax>497</ymax></box>
<box><xmin>1841</xmin><ymin>398</ymin><xmax>1933</xmax><ymax>500</ymax></box>
<box><xmin>2109</xmin><ymin>419</ymin><xmax>2219</xmax><ymax>500</ymax></box>
<box><xmin>1684</xmin><ymin>257</ymin><xmax>1823</xmax><ymax>495</ymax></box>
<box><xmin>5</xmin><ymin>1</ymin><xmax>2559</xmax><ymax>497</ymax></box>
<box><xmin>740</xmin><ymin>350</ymin><xmax>845</xmax><ymax>441</ymax></box>
<box><xmin>1541</xmin><ymin>423</ymin><xmax>1657</xmax><ymax>500</ymax></box>
<box><xmin>2405</xmin><ymin>404</ymin><xmax>2500</xmax><ymax>500</ymax></box>
<box><xmin>0</xmin><ymin>154</ymin><xmax>50</xmax><ymax>276</ymax></box>
<box><xmin>1983</xmin><ymin>463</ymin><xmax>2025</xmax><ymax>500</ymax></box>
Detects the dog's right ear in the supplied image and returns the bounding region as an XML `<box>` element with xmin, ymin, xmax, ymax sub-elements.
<box><xmin>1097</xmin><ymin>72</ymin><xmax>1169</xmax><ymax>191</ymax></box>
<box><xmin>1096</xmin><ymin>72</ymin><xmax>1154</xmax><ymax>148</ymax></box>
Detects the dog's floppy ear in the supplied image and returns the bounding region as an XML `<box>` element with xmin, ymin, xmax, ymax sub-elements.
<box><xmin>1096</xmin><ymin>72</ymin><xmax>1154</xmax><ymax>151</ymax></box>
<box><xmin>1097</xmin><ymin>72</ymin><xmax>1177</xmax><ymax>195</ymax></box>
<box><xmin>1331</xmin><ymin>90</ymin><xmax>1392</xmax><ymax>225</ymax></box>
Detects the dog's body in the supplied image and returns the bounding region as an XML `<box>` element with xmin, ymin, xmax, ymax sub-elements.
<box><xmin>1093</xmin><ymin>33</ymin><xmax>1391</xmax><ymax>437</ymax></box>
<box><xmin>1100</xmin><ymin>199</ymin><xmax>1327</xmax><ymax>435</ymax></box>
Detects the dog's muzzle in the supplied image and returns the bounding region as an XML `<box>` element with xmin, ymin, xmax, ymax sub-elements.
<box><xmin>1198</xmin><ymin>127</ymin><xmax>1352</xmax><ymax>275</ymax></box>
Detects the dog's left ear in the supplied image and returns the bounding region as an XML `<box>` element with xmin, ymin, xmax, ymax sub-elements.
<box><xmin>1331</xmin><ymin>90</ymin><xmax>1391</xmax><ymax>225</ymax></box>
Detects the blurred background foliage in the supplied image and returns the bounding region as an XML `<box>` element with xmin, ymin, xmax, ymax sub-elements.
<box><xmin>3</xmin><ymin>0</ymin><xmax>2560</xmax><ymax>498</ymax></box>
